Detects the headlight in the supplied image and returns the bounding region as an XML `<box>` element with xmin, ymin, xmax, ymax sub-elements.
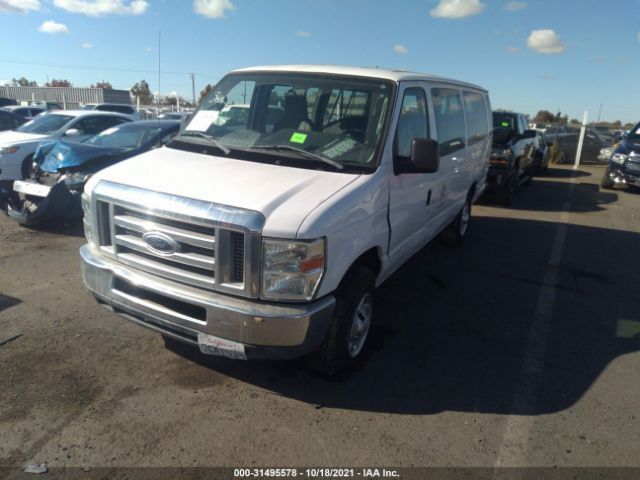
<box><xmin>64</xmin><ymin>172</ymin><xmax>92</xmax><ymax>190</ymax></box>
<box><xmin>261</xmin><ymin>238</ymin><xmax>325</xmax><ymax>301</ymax></box>
<box><xmin>491</xmin><ymin>148</ymin><xmax>511</xmax><ymax>160</ymax></box>
<box><xmin>599</xmin><ymin>147</ymin><xmax>613</xmax><ymax>158</ymax></box>
<box><xmin>610</xmin><ymin>153</ymin><xmax>627</xmax><ymax>165</ymax></box>
<box><xmin>0</xmin><ymin>146</ymin><xmax>19</xmax><ymax>155</ymax></box>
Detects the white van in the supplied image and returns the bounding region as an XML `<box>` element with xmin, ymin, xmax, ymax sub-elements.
<box><xmin>79</xmin><ymin>65</ymin><xmax>491</xmax><ymax>374</ymax></box>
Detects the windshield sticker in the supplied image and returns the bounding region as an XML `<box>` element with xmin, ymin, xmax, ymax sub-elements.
<box><xmin>319</xmin><ymin>137</ymin><xmax>358</xmax><ymax>159</ymax></box>
<box><xmin>501</xmin><ymin>121</ymin><xmax>510</xmax><ymax>127</ymax></box>
<box><xmin>185</xmin><ymin>110</ymin><xmax>219</xmax><ymax>132</ymax></box>
<box><xmin>290</xmin><ymin>132</ymin><xmax>308</xmax><ymax>144</ymax></box>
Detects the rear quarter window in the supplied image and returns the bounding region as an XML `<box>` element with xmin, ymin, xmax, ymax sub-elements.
<box><xmin>462</xmin><ymin>91</ymin><xmax>489</xmax><ymax>145</ymax></box>
<box><xmin>432</xmin><ymin>88</ymin><xmax>466</xmax><ymax>156</ymax></box>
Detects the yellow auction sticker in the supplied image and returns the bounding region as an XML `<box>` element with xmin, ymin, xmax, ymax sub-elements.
<box><xmin>290</xmin><ymin>132</ymin><xmax>308</xmax><ymax>144</ymax></box>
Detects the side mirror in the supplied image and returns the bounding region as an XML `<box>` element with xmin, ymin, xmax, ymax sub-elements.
<box><xmin>409</xmin><ymin>138</ymin><xmax>439</xmax><ymax>173</ymax></box>
<box><xmin>521</xmin><ymin>130</ymin><xmax>537</xmax><ymax>139</ymax></box>
<box><xmin>65</xmin><ymin>128</ymin><xmax>80</xmax><ymax>137</ymax></box>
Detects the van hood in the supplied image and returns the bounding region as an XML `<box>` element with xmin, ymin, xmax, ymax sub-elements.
<box><xmin>87</xmin><ymin>146</ymin><xmax>361</xmax><ymax>238</ymax></box>
<box><xmin>0</xmin><ymin>131</ymin><xmax>47</xmax><ymax>145</ymax></box>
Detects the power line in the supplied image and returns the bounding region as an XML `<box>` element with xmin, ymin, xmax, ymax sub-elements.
<box><xmin>0</xmin><ymin>56</ymin><xmax>220</xmax><ymax>79</ymax></box>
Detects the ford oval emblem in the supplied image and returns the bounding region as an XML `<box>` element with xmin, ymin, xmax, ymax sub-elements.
<box><xmin>142</xmin><ymin>231</ymin><xmax>179</xmax><ymax>255</ymax></box>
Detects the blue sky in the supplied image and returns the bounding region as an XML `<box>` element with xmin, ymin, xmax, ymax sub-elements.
<box><xmin>1</xmin><ymin>0</ymin><xmax>638</xmax><ymax>123</ymax></box>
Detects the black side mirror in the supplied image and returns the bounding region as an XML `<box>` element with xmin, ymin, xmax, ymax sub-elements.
<box><xmin>410</xmin><ymin>138</ymin><xmax>439</xmax><ymax>173</ymax></box>
<box><xmin>521</xmin><ymin>130</ymin><xmax>537</xmax><ymax>139</ymax></box>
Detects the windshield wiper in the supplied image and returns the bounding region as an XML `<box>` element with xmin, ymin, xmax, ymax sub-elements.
<box><xmin>180</xmin><ymin>131</ymin><xmax>231</xmax><ymax>155</ymax></box>
<box><xmin>249</xmin><ymin>144</ymin><xmax>344</xmax><ymax>170</ymax></box>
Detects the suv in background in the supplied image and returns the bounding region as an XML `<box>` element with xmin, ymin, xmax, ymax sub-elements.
<box><xmin>80</xmin><ymin>103</ymin><xmax>140</xmax><ymax>120</ymax></box>
<box><xmin>601</xmin><ymin>120</ymin><xmax>640</xmax><ymax>190</ymax></box>
<box><xmin>487</xmin><ymin>110</ymin><xmax>537</xmax><ymax>205</ymax></box>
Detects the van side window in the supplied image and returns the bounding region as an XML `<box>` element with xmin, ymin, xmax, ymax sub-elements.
<box><xmin>432</xmin><ymin>88</ymin><xmax>465</xmax><ymax>156</ymax></box>
<box><xmin>394</xmin><ymin>88</ymin><xmax>428</xmax><ymax>158</ymax></box>
<box><xmin>462</xmin><ymin>91</ymin><xmax>489</xmax><ymax>145</ymax></box>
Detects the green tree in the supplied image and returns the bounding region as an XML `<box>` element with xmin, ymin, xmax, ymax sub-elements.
<box><xmin>46</xmin><ymin>79</ymin><xmax>72</xmax><ymax>87</ymax></box>
<box><xmin>12</xmin><ymin>77</ymin><xmax>38</xmax><ymax>87</ymax></box>
<box><xmin>92</xmin><ymin>81</ymin><xmax>113</xmax><ymax>89</ymax></box>
<box><xmin>533</xmin><ymin>110</ymin><xmax>556</xmax><ymax>123</ymax></box>
<box><xmin>198</xmin><ymin>84</ymin><xmax>213</xmax><ymax>105</ymax></box>
<box><xmin>130</xmin><ymin>80</ymin><xmax>153</xmax><ymax>105</ymax></box>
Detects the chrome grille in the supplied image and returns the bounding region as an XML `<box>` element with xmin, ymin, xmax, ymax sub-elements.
<box><xmin>90</xmin><ymin>181</ymin><xmax>265</xmax><ymax>298</ymax></box>
<box><xmin>625</xmin><ymin>161</ymin><xmax>640</xmax><ymax>172</ymax></box>
<box><xmin>113</xmin><ymin>206</ymin><xmax>218</xmax><ymax>290</ymax></box>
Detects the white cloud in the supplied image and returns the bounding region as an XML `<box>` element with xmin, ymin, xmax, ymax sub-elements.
<box><xmin>0</xmin><ymin>80</ymin><xmax>10</xmax><ymax>86</ymax></box>
<box><xmin>505</xmin><ymin>46</ymin><xmax>519</xmax><ymax>53</ymax></box>
<box><xmin>504</xmin><ymin>1</ymin><xmax>527</xmax><ymax>11</ymax></box>
<box><xmin>393</xmin><ymin>43</ymin><xmax>408</xmax><ymax>54</ymax></box>
<box><xmin>53</xmin><ymin>0</ymin><xmax>148</xmax><ymax>16</ymax></box>
<box><xmin>0</xmin><ymin>0</ymin><xmax>40</xmax><ymax>12</ymax></box>
<box><xmin>144</xmin><ymin>47</ymin><xmax>152</xmax><ymax>52</ymax></box>
<box><xmin>82</xmin><ymin>42</ymin><xmax>92</xmax><ymax>48</ymax></box>
<box><xmin>527</xmin><ymin>29</ymin><xmax>566</xmax><ymax>54</ymax></box>
<box><xmin>430</xmin><ymin>0</ymin><xmax>485</xmax><ymax>19</ymax></box>
<box><xmin>193</xmin><ymin>0</ymin><xmax>234</xmax><ymax>19</ymax></box>
<box><xmin>38</xmin><ymin>20</ymin><xmax>69</xmax><ymax>33</ymax></box>
<box><xmin>295</xmin><ymin>31</ymin><xmax>312</xmax><ymax>38</ymax></box>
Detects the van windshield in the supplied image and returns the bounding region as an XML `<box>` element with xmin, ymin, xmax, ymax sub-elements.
<box><xmin>172</xmin><ymin>72</ymin><xmax>395</xmax><ymax>172</ymax></box>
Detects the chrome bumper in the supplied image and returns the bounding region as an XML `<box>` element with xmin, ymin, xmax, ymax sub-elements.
<box><xmin>80</xmin><ymin>244</ymin><xmax>336</xmax><ymax>359</ymax></box>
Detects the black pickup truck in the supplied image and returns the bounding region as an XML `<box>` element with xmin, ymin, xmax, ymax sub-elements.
<box><xmin>487</xmin><ymin>111</ymin><xmax>537</xmax><ymax>205</ymax></box>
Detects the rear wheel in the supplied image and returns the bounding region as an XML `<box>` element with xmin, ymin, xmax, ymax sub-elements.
<box><xmin>439</xmin><ymin>193</ymin><xmax>472</xmax><ymax>245</ymax></box>
<box><xmin>306</xmin><ymin>265</ymin><xmax>375</xmax><ymax>375</ymax></box>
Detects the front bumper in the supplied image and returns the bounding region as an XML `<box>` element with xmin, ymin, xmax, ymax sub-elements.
<box><xmin>80</xmin><ymin>245</ymin><xmax>336</xmax><ymax>359</ymax></box>
<box><xmin>487</xmin><ymin>165</ymin><xmax>511</xmax><ymax>187</ymax></box>
<box><xmin>607</xmin><ymin>166</ymin><xmax>640</xmax><ymax>187</ymax></box>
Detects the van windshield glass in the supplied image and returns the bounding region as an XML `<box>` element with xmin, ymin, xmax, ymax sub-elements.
<box><xmin>173</xmin><ymin>72</ymin><xmax>394</xmax><ymax>171</ymax></box>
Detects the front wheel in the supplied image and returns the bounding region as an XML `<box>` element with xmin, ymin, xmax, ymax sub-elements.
<box><xmin>600</xmin><ymin>169</ymin><xmax>615</xmax><ymax>189</ymax></box>
<box><xmin>306</xmin><ymin>266</ymin><xmax>375</xmax><ymax>375</ymax></box>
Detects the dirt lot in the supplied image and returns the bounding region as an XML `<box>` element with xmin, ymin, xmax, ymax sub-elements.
<box><xmin>1</xmin><ymin>164</ymin><xmax>639</xmax><ymax>474</ymax></box>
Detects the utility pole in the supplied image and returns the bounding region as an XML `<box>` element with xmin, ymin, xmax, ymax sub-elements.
<box><xmin>190</xmin><ymin>73</ymin><xmax>196</xmax><ymax>106</ymax></box>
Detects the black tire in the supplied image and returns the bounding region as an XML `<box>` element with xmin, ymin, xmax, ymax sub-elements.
<box><xmin>600</xmin><ymin>169</ymin><xmax>614</xmax><ymax>189</ymax></box>
<box><xmin>306</xmin><ymin>265</ymin><xmax>375</xmax><ymax>376</ymax></box>
<box><xmin>21</xmin><ymin>154</ymin><xmax>34</xmax><ymax>180</ymax></box>
<box><xmin>497</xmin><ymin>170</ymin><xmax>517</xmax><ymax>206</ymax></box>
<box><xmin>439</xmin><ymin>193</ymin><xmax>472</xmax><ymax>246</ymax></box>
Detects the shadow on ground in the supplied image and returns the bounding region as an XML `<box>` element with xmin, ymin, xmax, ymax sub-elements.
<box><xmin>166</xmin><ymin>215</ymin><xmax>640</xmax><ymax>416</ymax></box>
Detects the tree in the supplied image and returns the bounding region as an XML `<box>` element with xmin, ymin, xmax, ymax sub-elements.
<box><xmin>533</xmin><ymin>110</ymin><xmax>556</xmax><ymax>123</ymax></box>
<box><xmin>46</xmin><ymin>79</ymin><xmax>72</xmax><ymax>87</ymax></box>
<box><xmin>130</xmin><ymin>80</ymin><xmax>153</xmax><ymax>105</ymax></box>
<box><xmin>198</xmin><ymin>84</ymin><xmax>213</xmax><ymax>104</ymax></box>
<box><xmin>11</xmin><ymin>77</ymin><xmax>38</xmax><ymax>87</ymax></box>
<box><xmin>91</xmin><ymin>81</ymin><xmax>113</xmax><ymax>89</ymax></box>
<box><xmin>569</xmin><ymin>118</ymin><xmax>580</xmax><ymax>125</ymax></box>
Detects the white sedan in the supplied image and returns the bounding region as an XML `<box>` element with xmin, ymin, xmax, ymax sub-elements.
<box><xmin>0</xmin><ymin>110</ymin><xmax>131</xmax><ymax>182</ymax></box>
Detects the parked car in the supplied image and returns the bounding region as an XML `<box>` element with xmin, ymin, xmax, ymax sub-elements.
<box><xmin>7</xmin><ymin>120</ymin><xmax>180</xmax><ymax>225</ymax></box>
<box><xmin>487</xmin><ymin>110</ymin><xmax>537</xmax><ymax>205</ymax></box>
<box><xmin>0</xmin><ymin>109</ymin><xmax>27</xmax><ymax>132</ymax></box>
<box><xmin>0</xmin><ymin>98</ymin><xmax>19</xmax><ymax>108</ymax></box>
<box><xmin>80</xmin><ymin>103</ymin><xmax>140</xmax><ymax>120</ymax></box>
<box><xmin>601</xmin><ymin>121</ymin><xmax>640</xmax><ymax>190</ymax></box>
<box><xmin>551</xmin><ymin>128</ymin><xmax>611</xmax><ymax>164</ymax></box>
<box><xmin>532</xmin><ymin>130</ymin><xmax>552</xmax><ymax>174</ymax></box>
<box><xmin>1</xmin><ymin>105</ymin><xmax>47</xmax><ymax>120</ymax></box>
<box><xmin>79</xmin><ymin>65</ymin><xmax>493</xmax><ymax>374</ymax></box>
<box><xmin>0</xmin><ymin>110</ymin><xmax>131</xmax><ymax>187</ymax></box>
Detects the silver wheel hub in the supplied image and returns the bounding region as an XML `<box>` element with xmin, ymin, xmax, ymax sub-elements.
<box><xmin>347</xmin><ymin>293</ymin><xmax>373</xmax><ymax>358</ymax></box>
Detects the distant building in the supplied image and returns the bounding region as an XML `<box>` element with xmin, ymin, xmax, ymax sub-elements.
<box><xmin>0</xmin><ymin>86</ymin><xmax>131</xmax><ymax>109</ymax></box>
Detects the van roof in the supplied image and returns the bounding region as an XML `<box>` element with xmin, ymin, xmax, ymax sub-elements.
<box><xmin>232</xmin><ymin>65</ymin><xmax>488</xmax><ymax>92</ymax></box>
